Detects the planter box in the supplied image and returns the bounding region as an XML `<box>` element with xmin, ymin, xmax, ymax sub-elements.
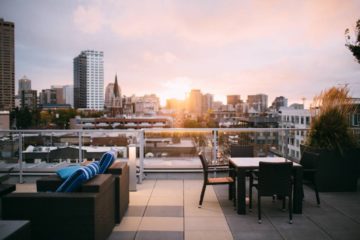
<box><xmin>301</xmin><ymin>145</ymin><xmax>359</xmax><ymax>192</ymax></box>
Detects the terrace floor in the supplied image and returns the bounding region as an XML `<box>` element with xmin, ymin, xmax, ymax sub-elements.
<box><xmin>14</xmin><ymin>177</ymin><xmax>360</xmax><ymax>240</ymax></box>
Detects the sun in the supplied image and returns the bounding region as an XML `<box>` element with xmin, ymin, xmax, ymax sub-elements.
<box><xmin>159</xmin><ymin>77</ymin><xmax>192</xmax><ymax>106</ymax></box>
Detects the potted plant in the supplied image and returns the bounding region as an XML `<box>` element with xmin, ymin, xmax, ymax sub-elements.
<box><xmin>302</xmin><ymin>86</ymin><xmax>359</xmax><ymax>192</ymax></box>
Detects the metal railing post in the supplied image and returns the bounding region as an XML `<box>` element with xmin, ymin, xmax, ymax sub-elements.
<box><xmin>285</xmin><ymin>129</ymin><xmax>289</xmax><ymax>161</ymax></box>
<box><xmin>19</xmin><ymin>131</ymin><xmax>23</xmax><ymax>183</ymax></box>
<box><xmin>78</xmin><ymin>130</ymin><xmax>82</xmax><ymax>163</ymax></box>
<box><xmin>128</xmin><ymin>144</ymin><xmax>137</xmax><ymax>191</ymax></box>
<box><xmin>212</xmin><ymin>129</ymin><xmax>217</xmax><ymax>162</ymax></box>
<box><xmin>139</xmin><ymin>130</ymin><xmax>145</xmax><ymax>183</ymax></box>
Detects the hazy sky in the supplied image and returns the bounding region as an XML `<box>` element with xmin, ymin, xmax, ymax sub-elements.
<box><xmin>1</xmin><ymin>0</ymin><xmax>359</xmax><ymax>106</ymax></box>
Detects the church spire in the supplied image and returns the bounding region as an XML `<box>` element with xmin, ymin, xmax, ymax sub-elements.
<box><xmin>113</xmin><ymin>73</ymin><xmax>120</xmax><ymax>97</ymax></box>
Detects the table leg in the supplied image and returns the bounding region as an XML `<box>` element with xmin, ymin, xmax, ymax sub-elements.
<box><xmin>236</xmin><ymin>169</ymin><xmax>247</xmax><ymax>214</ymax></box>
<box><xmin>293</xmin><ymin>167</ymin><xmax>303</xmax><ymax>214</ymax></box>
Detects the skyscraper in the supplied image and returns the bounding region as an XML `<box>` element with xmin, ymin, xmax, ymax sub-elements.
<box><xmin>73</xmin><ymin>50</ymin><xmax>104</xmax><ymax>110</ymax></box>
<box><xmin>0</xmin><ymin>19</ymin><xmax>15</xmax><ymax>111</ymax></box>
<box><xmin>247</xmin><ymin>94</ymin><xmax>268</xmax><ymax>112</ymax></box>
<box><xmin>18</xmin><ymin>76</ymin><xmax>31</xmax><ymax>96</ymax></box>
<box><xmin>187</xmin><ymin>89</ymin><xmax>203</xmax><ymax>115</ymax></box>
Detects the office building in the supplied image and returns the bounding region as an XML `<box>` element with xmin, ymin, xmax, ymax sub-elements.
<box><xmin>0</xmin><ymin>19</ymin><xmax>15</xmax><ymax>111</ymax></box>
<box><xmin>63</xmin><ymin>85</ymin><xmax>74</xmax><ymax>107</ymax></box>
<box><xmin>187</xmin><ymin>89</ymin><xmax>203</xmax><ymax>115</ymax></box>
<box><xmin>227</xmin><ymin>95</ymin><xmax>241</xmax><ymax>106</ymax></box>
<box><xmin>247</xmin><ymin>94</ymin><xmax>268</xmax><ymax>112</ymax></box>
<box><xmin>202</xmin><ymin>93</ymin><xmax>213</xmax><ymax>113</ymax></box>
<box><xmin>74</xmin><ymin>50</ymin><xmax>104</xmax><ymax>110</ymax></box>
<box><xmin>39</xmin><ymin>89</ymin><xmax>57</xmax><ymax>105</ymax></box>
<box><xmin>51</xmin><ymin>85</ymin><xmax>65</xmax><ymax>104</ymax></box>
<box><xmin>278</xmin><ymin>107</ymin><xmax>311</xmax><ymax>160</ymax></box>
<box><xmin>18</xmin><ymin>76</ymin><xmax>31</xmax><ymax>96</ymax></box>
<box><xmin>21</xmin><ymin>90</ymin><xmax>37</xmax><ymax>110</ymax></box>
<box><xmin>272</xmin><ymin>96</ymin><xmax>288</xmax><ymax>111</ymax></box>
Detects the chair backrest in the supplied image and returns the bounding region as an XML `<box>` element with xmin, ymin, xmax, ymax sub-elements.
<box><xmin>198</xmin><ymin>152</ymin><xmax>209</xmax><ymax>181</ymax></box>
<box><xmin>230</xmin><ymin>145</ymin><xmax>254</xmax><ymax>157</ymax></box>
<box><xmin>300</xmin><ymin>151</ymin><xmax>319</xmax><ymax>170</ymax></box>
<box><xmin>258</xmin><ymin>161</ymin><xmax>293</xmax><ymax>196</ymax></box>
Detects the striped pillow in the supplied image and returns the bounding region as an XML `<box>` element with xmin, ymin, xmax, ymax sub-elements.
<box><xmin>99</xmin><ymin>151</ymin><xmax>116</xmax><ymax>174</ymax></box>
<box><xmin>56</xmin><ymin>162</ymin><xmax>100</xmax><ymax>192</ymax></box>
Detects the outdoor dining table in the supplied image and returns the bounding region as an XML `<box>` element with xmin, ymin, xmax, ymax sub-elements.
<box><xmin>229</xmin><ymin>157</ymin><xmax>303</xmax><ymax>215</ymax></box>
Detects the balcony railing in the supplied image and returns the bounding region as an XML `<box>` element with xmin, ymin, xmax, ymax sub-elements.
<box><xmin>0</xmin><ymin>128</ymin><xmax>359</xmax><ymax>183</ymax></box>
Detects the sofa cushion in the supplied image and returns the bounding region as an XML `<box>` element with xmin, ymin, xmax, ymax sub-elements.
<box><xmin>56</xmin><ymin>165</ymin><xmax>82</xmax><ymax>180</ymax></box>
<box><xmin>56</xmin><ymin>162</ymin><xmax>100</xmax><ymax>192</ymax></box>
<box><xmin>99</xmin><ymin>151</ymin><xmax>116</xmax><ymax>174</ymax></box>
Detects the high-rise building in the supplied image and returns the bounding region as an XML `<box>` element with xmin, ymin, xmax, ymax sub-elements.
<box><xmin>21</xmin><ymin>90</ymin><xmax>37</xmax><ymax>110</ymax></box>
<box><xmin>202</xmin><ymin>93</ymin><xmax>213</xmax><ymax>113</ymax></box>
<box><xmin>63</xmin><ymin>85</ymin><xmax>74</xmax><ymax>107</ymax></box>
<box><xmin>18</xmin><ymin>76</ymin><xmax>31</xmax><ymax>96</ymax></box>
<box><xmin>0</xmin><ymin>19</ymin><xmax>15</xmax><ymax>111</ymax></box>
<box><xmin>73</xmin><ymin>50</ymin><xmax>104</xmax><ymax>110</ymax></box>
<box><xmin>134</xmin><ymin>94</ymin><xmax>160</xmax><ymax>115</ymax></box>
<box><xmin>272</xmin><ymin>96</ymin><xmax>288</xmax><ymax>111</ymax></box>
<box><xmin>105</xmin><ymin>83</ymin><xmax>115</xmax><ymax>108</ymax></box>
<box><xmin>51</xmin><ymin>85</ymin><xmax>65</xmax><ymax>104</ymax></box>
<box><xmin>227</xmin><ymin>95</ymin><xmax>241</xmax><ymax>106</ymax></box>
<box><xmin>39</xmin><ymin>89</ymin><xmax>57</xmax><ymax>105</ymax></box>
<box><xmin>187</xmin><ymin>89</ymin><xmax>202</xmax><ymax>115</ymax></box>
<box><xmin>247</xmin><ymin>94</ymin><xmax>268</xmax><ymax>112</ymax></box>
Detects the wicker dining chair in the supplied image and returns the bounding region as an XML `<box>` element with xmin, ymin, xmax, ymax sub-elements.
<box><xmin>249</xmin><ymin>161</ymin><xmax>294</xmax><ymax>224</ymax></box>
<box><xmin>300</xmin><ymin>151</ymin><xmax>320</xmax><ymax>205</ymax></box>
<box><xmin>198</xmin><ymin>152</ymin><xmax>235</xmax><ymax>208</ymax></box>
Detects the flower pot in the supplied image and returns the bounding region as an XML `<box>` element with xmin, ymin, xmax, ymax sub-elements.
<box><xmin>301</xmin><ymin>145</ymin><xmax>359</xmax><ymax>192</ymax></box>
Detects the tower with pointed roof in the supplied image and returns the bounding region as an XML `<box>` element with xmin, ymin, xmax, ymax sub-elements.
<box><xmin>105</xmin><ymin>74</ymin><xmax>122</xmax><ymax>116</ymax></box>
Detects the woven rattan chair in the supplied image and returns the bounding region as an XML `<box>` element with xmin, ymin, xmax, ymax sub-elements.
<box><xmin>198</xmin><ymin>152</ymin><xmax>234</xmax><ymax>208</ymax></box>
<box><xmin>300</xmin><ymin>151</ymin><xmax>320</xmax><ymax>205</ymax></box>
<box><xmin>250</xmin><ymin>161</ymin><xmax>293</xmax><ymax>224</ymax></box>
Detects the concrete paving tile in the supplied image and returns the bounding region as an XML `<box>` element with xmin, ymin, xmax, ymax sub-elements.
<box><xmin>148</xmin><ymin>196</ymin><xmax>183</xmax><ymax>206</ymax></box>
<box><xmin>185</xmin><ymin>216</ymin><xmax>230</xmax><ymax>231</ymax></box>
<box><xmin>144</xmin><ymin>206</ymin><xmax>184</xmax><ymax>217</ymax></box>
<box><xmin>270</xmin><ymin>216</ymin><xmax>330</xmax><ymax>240</ymax></box>
<box><xmin>125</xmin><ymin>206</ymin><xmax>147</xmax><ymax>217</ymax></box>
<box><xmin>136</xmin><ymin>231</ymin><xmax>183</xmax><ymax>240</ymax></box>
<box><xmin>233</xmin><ymin>230</ymin><xmax>283</xmax><ymax>240</ymax></box>
<box><xmin>107</xmin><ymin>231</ymin><xmax>137</xmax><ymax>240</ymax></box>
<box><xmin>113</xmin><ymin>217</ymin><xmax>142</xmax><ymax>231</ymax></box>
<box><xmin>139</xmin><ymin>217</ymin><xmax>183</xmax><ymax>231</ymax></box>
<box><xmin>185</xmin><ymin>230</ymin><xmax>233</xmax><ymax>240</ymax></box>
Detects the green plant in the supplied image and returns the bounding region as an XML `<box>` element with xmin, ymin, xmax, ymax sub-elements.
<box><xmin>345</xmin><ymin>19</ymin><xmax>360</xmax><ymax>64</ymax></box>
<box><xmin>306</xmin><ymin>86</ymin><xmax>357</xmax><ymax>155</ymax></box>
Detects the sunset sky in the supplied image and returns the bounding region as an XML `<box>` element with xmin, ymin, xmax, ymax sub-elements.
<box><xmin>1</xmin><ymin>0</ymin><xmax>359</xmax><ymax>106</ymax></box>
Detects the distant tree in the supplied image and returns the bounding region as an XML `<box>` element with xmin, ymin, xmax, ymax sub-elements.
<box><xmin>183</xmin><ymin>119</ymin><xmax>201</xmax><ymax>128</ymax></box>
<box><xmin>10</xmin><ymin>107</ymin><xmax>32</xmax><ymax>129</ymax></box>
<box><xmin>345</xmin><ymin>19</ymin><xmax>360</xmax><ymax>63</ymax></box>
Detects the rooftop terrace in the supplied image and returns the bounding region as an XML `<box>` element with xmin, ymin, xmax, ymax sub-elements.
<box><xmin>11</xmin><ymin>175</ymin><xmax>360</xmax><ymax>240</ymax></box>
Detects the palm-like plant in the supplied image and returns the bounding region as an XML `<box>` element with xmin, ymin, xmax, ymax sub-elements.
<box><xmin>306</xmin><ymin>86</ymin><xmax>357</xmax><ymax>155</ymax></box>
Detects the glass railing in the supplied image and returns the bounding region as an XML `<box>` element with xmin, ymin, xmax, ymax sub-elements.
<box><xmin>1</xmin><ymin>127</ymin><xmax>359</xmax><ymax>183</ymax></box>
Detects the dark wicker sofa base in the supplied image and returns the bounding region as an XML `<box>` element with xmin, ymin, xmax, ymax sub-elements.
<box><xmin>2</xmin><ymin>174</ymin><xmax>115</xmax><ymax>240</ymax></box>
<box><xmin>36</xmin><ymin>161</ymin><xmax>129</xmax><ymax>224</ymax></box>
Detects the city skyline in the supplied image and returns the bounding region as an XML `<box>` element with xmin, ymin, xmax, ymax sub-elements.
<box><xmin>1</xmin><ymin>0</ymin><xmax>360</xmax><ymax>106</ymax></box>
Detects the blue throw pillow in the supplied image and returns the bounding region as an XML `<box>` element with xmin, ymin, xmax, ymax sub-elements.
<box><xmin>56</xmin><ymin>165</ymin><xmax>82</xmax><ymax>180</ymax></box>
<box><xmin>99</xmin><ymin>151</ymin><xmax>116</xmax><ymax>174</ymax></box>
<box><xmin>56</xmin><ymin>162</ymin><xmax>100</xmax><ymax>192</ymax></box>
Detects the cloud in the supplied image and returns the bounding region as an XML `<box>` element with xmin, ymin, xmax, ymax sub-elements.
<box><xmin>143</xmin><ymin>51</ymin><xmax>178</xmax><ymax>64</ymax></box>
<box><xmin>73</xmin><ymin>5</ymin><xmax>104</xmax><ymax>34</ymax></box>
